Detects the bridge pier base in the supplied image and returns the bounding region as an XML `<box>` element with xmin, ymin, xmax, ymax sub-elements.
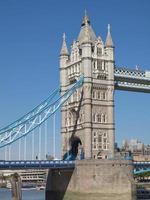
<box><xmin>46</xmin><ymin>159</ymin><xmax>136</xmax><ymax>200</ymax></box>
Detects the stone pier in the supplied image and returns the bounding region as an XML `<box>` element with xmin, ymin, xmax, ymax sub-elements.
<box><xmin>46</xmin><ymin>159</ymin><xmax>136</xmax><ymax>200</ymax></box>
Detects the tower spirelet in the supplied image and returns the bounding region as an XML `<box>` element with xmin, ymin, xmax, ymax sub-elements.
<box><xmin>60</xmin><ymin>33</ymin><xmax>69</xmax><ymax>56</ymax></box>
<box><xmin>105</xmin><ymin>24</ymin><xmax>114</xmax><ymax>47</ymax></box>
<box><xmin>81</xmin><ymin>9</ymin><xmax>90</xmax><ymax>26</ymax></box>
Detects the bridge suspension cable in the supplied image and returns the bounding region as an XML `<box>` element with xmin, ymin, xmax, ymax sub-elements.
<box><xmin>32</xmin><ymin>130</ymin><xmax>35</xmax><ymax>160</ymax></box>
<box><xmin>0</xmin><ymin>88</ymin><xmax>60</xmax><ymax>134</ymax></box>
<box><xmin>0</xmin><ymin>75</ymin><xmax>84</xmax><ymax>150</ymax></box>
<box><xmin>44</xmin><ymin>120</ymin><xmax>47</xmax><ymax>160</ymax></box>
<box><xmin>53</xmin><ymin>105</ymin><xmax>56</xmax><ymax>158</ymax></box>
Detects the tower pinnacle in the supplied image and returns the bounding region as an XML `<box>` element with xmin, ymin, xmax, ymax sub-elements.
<box><xmin>81</xmin><ymin>10</ymin><xmax>90</xmax><ymax>26</ymax></box>
<box><xmin>60</xmin><ymin>33</ymin><xmax>69</xmax><ymax>56</ymax></box>
<box><xmin>105</xmin><ymin>24</ymin><xmax>114</xmax><ymax>47</ymax></box>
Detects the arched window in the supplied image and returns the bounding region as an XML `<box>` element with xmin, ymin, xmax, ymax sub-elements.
<box><xmin>98</xmin><ymin>135</ymin><xmax>102</xmax><ymax>143</ymax></box>
<box><xmin>101</xmin><ymin>91</ymin><xmax>106</xmax><ymax>100</ymax></box>
<box><xmin>103</xmin><ymin>133</ymin><xmax>107</xmax><ymax>137</ymax></box>
<box><xmin>97</xmin><ymin>91</ymin><xmax>100</xmax><ymax>99</ymax></box>
<box><xmin>97</xmin><ymin>60</ymin><xmax>102</xmax><ymax>70</ymax></box>
<box><xmin>93</xmin><ymin>113</ymin><xmax>96</xmax><ymax>122</ymax></box>
<box><xmin>103</xmin><ymin>138</ymin><xmax>107</xmax><ymax>143</ymax></box>
<box><xmin>102</xmin><ymin>113</ymin><xmax>106</xmax><ymax>123</ymax></box>
<box><xmin>97</xmin><ymin>47</ymin><xmax>102</xmax><ymax>56</ymax></box>
<box><xmin>93</xmin><ymin>132</ymin><xmax>97</xmax><ymax>137</ymax></box>
<box><xmin>93</xmin><ymin>61</ymin><xmax>96</xmax><ymax>69</ymax></box>
<box><xmin>97</xmin><ymin>114</ymin><xmax>101</xmax><ymax>123</ymax></box>
<box><xmin>79</xmin><ymin>48</ymin><xmax>82</xmax><ymax>55</ymax></box>
<box><xmin>94</xmin><ymin>138</ymin><xmax>96</xmax><ymax>143</ymax></box>
<box><xmin>92</xmin><ymin>91</ymin><xmax>96</xmax><ymax>99</ymax></box>
<box><xmin>103</xmin><ymin>114</ymin><xmax>107</xmax><ymax>123</ymax></box>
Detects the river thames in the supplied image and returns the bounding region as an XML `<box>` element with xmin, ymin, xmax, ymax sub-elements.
<box><xmin>0</xmin><ymin>188</ymin><xmax>44</xmax><ymax>200</ymax></box>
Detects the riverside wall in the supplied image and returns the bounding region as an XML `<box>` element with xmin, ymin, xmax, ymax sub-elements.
<box><xmin>46</xmin><ymin>159</ymin><xmax>136</xmax><ymax>200</ymax></box>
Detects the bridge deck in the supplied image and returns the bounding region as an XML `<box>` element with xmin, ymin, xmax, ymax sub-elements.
<box><xmin>0</xmin><ymin>160</ymin><xmax>75</xmax><ymax>170</ymax></box>
<box><xmin>0</xmin><ymin>160</ymin><xmax>150</xmax><ymax>172</ymax></box>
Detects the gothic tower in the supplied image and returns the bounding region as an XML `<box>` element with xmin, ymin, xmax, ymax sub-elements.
<box><xmin>60</xmin><ymin>13</ymin><xmax>115</xmax><ymax>159</ymax></box>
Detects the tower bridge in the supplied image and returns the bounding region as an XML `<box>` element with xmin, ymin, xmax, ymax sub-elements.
<box><xmin>0</xmin><ymin>12</ymin><xmax>150</xmax><ymax>200</ymax></box>
<box><xmin>0</xmin><ymin>12</ymin><xmax>149</xmax><ymax>165</ymax></box>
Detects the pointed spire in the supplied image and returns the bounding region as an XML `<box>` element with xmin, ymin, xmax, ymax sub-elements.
<box><xmin>105</xmin><ymin>24</ymin><xmax>114</xmax><ymax>47</ymax></box>
<box><xmin>81</xmin><ymin>9</ymin><xmax>90</xmax><ymax>26</ymax></box>
<box><xmin>60</xmin><ymin>33</ymin><xmax>69</xmax><ymax>56</ymax></box>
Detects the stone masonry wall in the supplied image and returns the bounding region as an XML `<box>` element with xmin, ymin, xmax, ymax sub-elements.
<box><xmin>46</xmin><ymin>159</ymin><xmax>136</xmax><ymax>200</ymax></box>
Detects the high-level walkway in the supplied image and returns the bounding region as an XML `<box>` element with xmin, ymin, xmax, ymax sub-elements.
<box><xmin>115</xmin><ymin>67</ymin><xmax>150</xmax><ymax>92</ymax></box>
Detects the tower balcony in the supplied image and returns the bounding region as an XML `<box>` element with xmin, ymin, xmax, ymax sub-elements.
<box><xmin>68</xmin><ymin>72</ymin><xmax>80</xmax><ymax>83</ymax></box>
<box><xmin>66</xmin><ymin>124</ymin><xmax>83</xmax><ymax>132</ymax></box>
<box><xmin>68</xmin><ymin>100</ymin><xmax>80</xmax><ymax>111</ymax></box>
<box><xmin>93</xmin><ymin>69</ymin><xmax>107</xmax><ymax>79</ymax></box>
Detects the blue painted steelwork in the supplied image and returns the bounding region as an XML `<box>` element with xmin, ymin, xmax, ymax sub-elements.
<box><xmin>115</xmin><ymin>67</ymin><xmax>150</xmax><ymax>92</ymax></box>
<box><xmin>0</xmin><ymin>160</ymin><xmax>75</xmax><ymax>170</ymax></box>
<box><xmin>133</xmin><ymin>161</ymin><xmax>150</xmax><ymax>174</ymax></box>
<box><xmin>134</xmin><ymin>168</ymin><xmax>150</xmax><ymax>175</ymax></box>
<box><xmin>133</xmin><ymin>161</ymin><xmax>150</xmax><ymax>167</ymax></box>
<box><xmin>0</xmin><ymin>76</ymin><xmax>84</xmax><ymax>148</ymax></box>
<box><xmin>1</xmin><ymin>159</ymin><xmax>149</xmax><ymax>172</ymax></box>
<box><xmin>0</xmin><ymin>88</ymin><xmax>59</xmax><ymax>133</ymax></box>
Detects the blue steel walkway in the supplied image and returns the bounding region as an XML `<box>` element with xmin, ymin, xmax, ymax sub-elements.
<box><xmin>1</xmin><ymin>160</ymin><xmax>150</xmax><ymax>172</ymax></box>
<box><xmin>0</xmin><ymin>160</ymin><xmax>75</xmax><ymax>170</ymax></box>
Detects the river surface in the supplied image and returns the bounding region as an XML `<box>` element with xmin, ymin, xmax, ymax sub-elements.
<box><xmin>0</xmin><ymin>188</ymin><xmax>44</xmax><ymax>200</ymax></box>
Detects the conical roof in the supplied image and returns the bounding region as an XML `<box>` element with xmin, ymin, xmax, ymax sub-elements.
<box><xmin>77</xmin><ymin>13</ymin><xmax>97</xmax><ymax>44</ymax></box>
<box><xmin>105</xmin><ymin>24</ymin><xmax>114</xmax><ymax>47</ymax></box>
<box><xmin>60</xmin><ymin>33</ymin><xmax>69</xmax><ymax>56</ymax></box>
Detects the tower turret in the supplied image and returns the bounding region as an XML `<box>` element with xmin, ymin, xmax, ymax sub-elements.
<box><xmin>60</xmin><ymin>33</ymin><xmax>69</xmax><ymax>89</ymax></box>
<box><xmin>105</xmin><ymin>24</ymin><xmax>114</xmax><ymax>61</ymax></box>
<box><xmin>105</xmin><ymin>24</ymin><xmax>114</xmax><ymax>47</ymax></box>
<box><xmin>60</xmin><ymin>33</ymin><xmax>69</xmax><ymax>56</ymax></box>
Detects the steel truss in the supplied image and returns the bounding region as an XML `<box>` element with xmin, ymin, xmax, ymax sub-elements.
<box><xmin>0</xmin><ymin>76</ymin><xmax>84</xmax><ymax>148</ymax></box>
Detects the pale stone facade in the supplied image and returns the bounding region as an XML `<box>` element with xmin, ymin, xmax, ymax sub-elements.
<box><xmin>60</xmin><ymin>14</ymin><xmax>115</xmax><ymax>159</ymax></box>
<box><xmin>46</xmin><ymin>160</ymin><xmax>136</xmax><ymax>200</ymax></box>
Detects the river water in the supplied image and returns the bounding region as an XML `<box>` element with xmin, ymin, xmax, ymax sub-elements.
<box><xmin>0</xmin><ymin>188</ymin><xmax>44</xmax><ymax>200</ymax></box>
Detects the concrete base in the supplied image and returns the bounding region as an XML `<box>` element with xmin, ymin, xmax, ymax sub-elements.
<box><xmin>46</xmin><ymin>159</ymin><xmax>136</xmax><ymax>200</ymax></box>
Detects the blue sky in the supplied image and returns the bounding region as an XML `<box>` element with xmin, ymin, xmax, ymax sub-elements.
<box><xmin>0</xmin><ymin>0</ymin><xmax>150</xmax><ymax>158</ymax></box>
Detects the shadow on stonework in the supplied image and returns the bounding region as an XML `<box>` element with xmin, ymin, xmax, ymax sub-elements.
<box><xmin>45</xmin><ymin>168</ymin><xmax>74</xmax><ymax>200</ymax></box>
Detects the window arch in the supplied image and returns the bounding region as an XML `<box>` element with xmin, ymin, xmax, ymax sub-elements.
<box><xmin>97</xmin><ymin>91</ymin><xmax>100</xmax><ymax>99</ymax></box>
<box><xmin>101</xmin><ymin>113</ymin><xmax>106</xmax><ymax>123</ymax></box>
<box><xmin>101</xmin><ymin>91</ymin><xmax>106</xmax><ymax>100</ymax></box>
<box><xmin>92</xmin><ymin>90</ymin><xmax>96</xmax><ymax>99</ymax></box>
<box><xmin>93</xmin><ymin>113</ymin><xmax>96</xmax><ymax>122</ymax></box>
<box><xmin>97</xmin><ymin>47</ymin><xmax>102</xmax><ymax>56</ymax></box>
<box><xmin>97</xmin><ymin>114</ymin><xmax>101</xmax><ymax>123</ymax></box>
<box><xmin>93</xmin><ymin>61</ymin><xmax>96</xmax><ymax>69</ymax></box>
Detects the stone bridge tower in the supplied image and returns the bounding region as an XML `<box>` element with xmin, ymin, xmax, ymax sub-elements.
<box><xmin>60</xmin><ymin>13</ymin><xmax>115</xmax><ymax>159</ymax></box>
